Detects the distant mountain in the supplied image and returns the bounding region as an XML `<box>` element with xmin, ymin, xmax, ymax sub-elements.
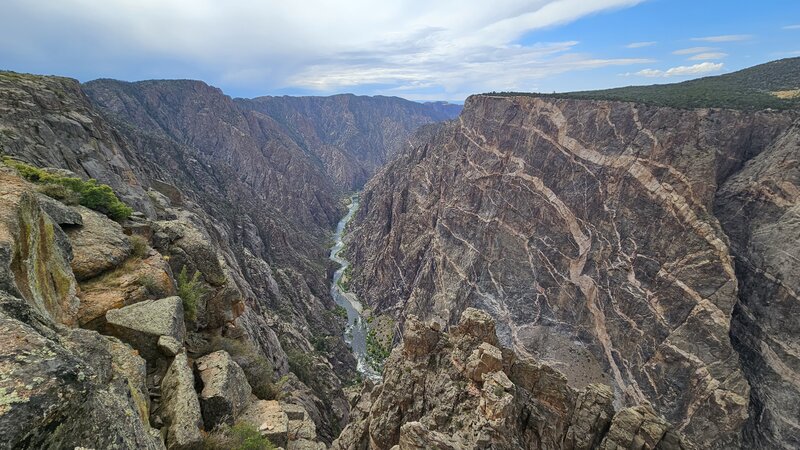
<box><xmin>236</xmin><ymin>94</ymin><xmax>462</xmax><ymax>189</ymax></box>
<box><xmin>491</xmin><ymin>57</ymin><xmax>800</xmax><ymax>110</ymax></box>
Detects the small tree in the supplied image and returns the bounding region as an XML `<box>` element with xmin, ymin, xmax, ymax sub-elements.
<box><xmin>177</xmin><ymin>266</ymin><xmax>206</xmax><ymax>321</ymax></box>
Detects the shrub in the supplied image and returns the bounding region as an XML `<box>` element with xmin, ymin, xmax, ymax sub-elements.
<box><xmin>136</xmin><ymin>274</ymin><xmax>159</xmax><ymax>296</ymax></box>
<box><xmin>129</xmin><ymin>235</ymin><xmax>149</xmax><ymax>259</ymax></box>
<box><xmin>177</xmin><ymin>266</ymin><xmax>206</xmax><ymax>322</ymax></box>
<box><xmin>3</xmin><ymin>158</ymin><xmax>132</xmax><ymax>220</ymax></box>
<box><xmin>37</xmin><ymin>183</ymin><xmax>80</xmax><ymax>205</ymax></box>
<box><xmin>366</xmin><ymin>327</ymin><xmax>391</xmax><ymax>371</ymax></box>
<box><xmin>202</xmin><ymin>422</ymin><xmax>276</xmax><ymax>450</ymax></box>
<box><xmin>333</xmin><ymin>305</ymin><xmax>348</xmax><ymax>321</ymax></box>
<box><xmin>286</xmin><ymin>349</ymin><xmax>314</xmax><ymax>386</ymax></box>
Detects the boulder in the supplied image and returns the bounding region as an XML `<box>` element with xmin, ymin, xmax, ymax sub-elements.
<box><xmin>160</xmin><ymin>353</ymin><xmax>203</xmax><ymax>449</ymax></box>
<box><xmin>0</xmin><ymin>293</ymin><xmax>163</xmax><ymax>449</ymax></box>
<box><xmin>35</xmin><ymin>193</ymin><xmax>82</xmax><ymax>226</ymax></box>
<box><xmin>65</xmin><ymin>206</ymin><xmax>131</xmax><ymax>280</ymax></box>
<box><xmin>105</xmin><ymin>296</ymin><xmax>185</xmax><ymax>360</ymax></box>
<box><xmin>195</xmin><ymin>350</ymin><xmax>251</xmax><ymax>428</ymax></box>
<box><xmin>78</xmin><ymin>252</ymin><xmax>175</xmax><ymax>327</ymax></box>
<box><xmin>158</xmin><ymin>335</ymin><xmax>183</xmax><ymax>357</ymax></box>
<box><xmin>455</xmin><ymin>307</ymin><xmax>498</xmax><ymax>346</ymax></box>
<box><xmin>240</xmin><ymin>400</ymin><xmax>288</xmax><ymax>448</ymax></box>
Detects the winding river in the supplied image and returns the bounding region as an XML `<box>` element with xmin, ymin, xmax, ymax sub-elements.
<box><xmin>329</xmin><ymin>194</ymin><xmax>381</xmax><ymax>381</ymax></box>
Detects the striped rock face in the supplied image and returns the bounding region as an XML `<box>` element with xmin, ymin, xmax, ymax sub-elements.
<box><xmin>347</xmin><ymin>94</ymin><xmax>799</xmax><ymax>448</ymax></box>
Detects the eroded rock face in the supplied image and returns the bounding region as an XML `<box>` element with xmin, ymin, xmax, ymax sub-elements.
<box><xmin>715</xmin><ymin>123</ymin><xmax>800</xmax><ymax>448</ymax></box>
<box><xmin>348</xmin><ymin>94</ymin><xmax>799</xmax><ymax>447</ymax></box>
<box><xmin>0</xmin><ymin>170</ymin><xmax>79</xmax><ymax>326</ymax></box>
<box><xmin>332</xmin><ymin>308</ymin><xmax>688</xmax><ymax>450</ymax></box>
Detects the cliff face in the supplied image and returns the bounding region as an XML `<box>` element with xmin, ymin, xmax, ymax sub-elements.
<box><xmin>348</xmin><ymin>94</ymin><xmax>799</xmax><ymax>447</ymax></box>
<box><xmin>0</xmin><ymin>71</ymin><xmax>458</xmax><ymax>446</ymax></box>
<box><xmin>236</xmin><ymin>94</ymin><xmax>461</xmax><ymax>190</ymax></box>
<box><xmin>333</xmin><ymin>308</ymin><xmax>688</xmax><ymax>450</ymax></box>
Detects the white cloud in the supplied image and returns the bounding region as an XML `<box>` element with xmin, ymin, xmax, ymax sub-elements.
<box><xmin>783</xmin><ymin>24</ymin><xmax>800</xmax><ymax>30</ymax></box>
<box><xmin>626</xmin><ymin>41</ymin><xmax>656</xmax><ymax>48</ymax></box>
<box><xmin>673</xmin><ymin>46</ymin><xmax>717</xmax><ymax>55</ymax></box>
<box><xmin>632</xmin><ymin>62</ymin><xmax>724</xmax><ymax>78</ymax></box>
<box><xmin>688</xmin><ymin>52</ymin><xmax>727</xmax><ymax>60</ymax></box>
<box><xmin>691</xmin><ymin>34</ymin><xmax>752</xmax><ymax>42</ymax></box>
<box><xmin>0</xmin><ymin>0</ymin><xmax>648</xmax><ymax>100</ymax></box>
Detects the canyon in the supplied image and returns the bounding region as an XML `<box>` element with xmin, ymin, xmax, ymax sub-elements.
<box><xmin>347</xmin><ymin>59</ymin><xmax>800</xmax><ymax>449</ymax></box>
<box><xmin>0</xmin><ymin>57</ymin><xmax>798</xmax><ymax>449</ymax></box>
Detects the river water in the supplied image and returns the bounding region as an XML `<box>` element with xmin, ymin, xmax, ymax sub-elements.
<box><xmin>329</xmin><ymin>194</ymin><xmax>381</xmax><ymax>381</ymax></box>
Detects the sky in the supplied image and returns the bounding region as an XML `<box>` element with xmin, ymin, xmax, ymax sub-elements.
<box><xmin>0</xmin><ymin>0</ymin><xmax>798</xmax><ymax>102</ymax></box>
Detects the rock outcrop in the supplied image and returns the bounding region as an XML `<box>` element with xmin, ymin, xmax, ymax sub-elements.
<box><xmin>196</xmin><ymin>350</ymin><xmax>252</xmax><ymax>429</ymax></box>
<box><xmin>348</xmin><ymin>94</ymin><xmax>799</xmax><ymax>447</ymax></box>
<box><xmin>105</xmin><ymin>296</ymin><xmax>186</xmax><ymax>360</ymax></box>
<box><xmin>332</xmin><ymin>308</ymin><xmax>688</xmax><ymax>449</ymax></box>
<box><xmin>160</xmin><ymin>353</ymin><xmax>203</xmax><ymax>449</ymax></box>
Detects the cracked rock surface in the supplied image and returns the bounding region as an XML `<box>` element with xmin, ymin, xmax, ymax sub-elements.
<box><xmin>348</xmin><ymin>94</ymin><xmax>800</xmax><ymax>447</ymax></box>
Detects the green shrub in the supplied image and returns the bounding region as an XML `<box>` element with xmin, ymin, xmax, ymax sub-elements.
<box><xmin>129</xmin><ymin>235</ymin><xmax>149</xmax><ymax>259</ymax></box>
<box><xmin>366</xmin><ymin>327</ymin><xmax>391</xmax><ymax>371</ymax></box>
<box><xmin>202</xmin><ymin>422</ymin><xmax>276</xmax><ymax>450</ymax></box>
<box><xmin>333</xmin><ymin>305</ymin><xmax>348</xmax><ymax>321</ymax></box>
<box><xmin>136</xmin><ymin>274</ymin><xmax>159</xmax><ymax>296</ymax></box>
<box><xmin>286</xmin><ymin>349</ymin><xmax>314</xmax><ymax>386</ymax></box>
<box><xmin>177</xmin><ymin>266</ymin><xmax>206</xmax><ymax>322</ymax></box>
<box><xmin>37</xmin><ymin>183</ymin><xmax>80</xmax><ymax>205</ymax></box>
<box><xmin>3</xmin><ymin>158</ymin><xmax>132</xmax><ymax>220</ymax></box>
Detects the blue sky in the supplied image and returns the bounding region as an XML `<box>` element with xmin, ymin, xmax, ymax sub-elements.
<box><xmin>0</xmin><ymin>0</ymin><xmax>797</xmax><ymax>101</ymax></box>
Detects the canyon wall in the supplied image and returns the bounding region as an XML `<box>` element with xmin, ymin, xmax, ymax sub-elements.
<box><xmin>347</xmin><ymin>94</ymin><xmax>799</xmax><ymax>447</ymax></box>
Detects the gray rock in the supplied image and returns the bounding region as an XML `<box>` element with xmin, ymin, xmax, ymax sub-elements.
<box><xmin>105</xmin><ymin>296</ymin><xmax>185</xmax><ymax>360</ymax></box>
<box><xmin>35</xmin><ymin>193</ymin><xmax>83</xmax><ymax>226</ymax></box>
<box><xmin>65</xmin><ymin>206</ymin><xmax>131</xmax><ymax>280</ymax></box>
<box><xmin>0</xmin><ymin>293</ymin><xmax>163</xmax><ymax>450</ymax></box>
<box><xmin>158</xmin><ymin>335</ymin><xmax>183</xmax><ymax>357</ymax></box>
<box><xmin>240</xmin><ymin>400</ymin><xmax>289</xmax><ymax>448</ymax></box>
<box><xmin>160</xmin><ymin>353</ymin><xmax>203</xmax><ymax>450</ymax></box>
<box><xmin>195</xmin><ymin>350</ymin><xmax>251</xmax><ymax>429</ymax></box>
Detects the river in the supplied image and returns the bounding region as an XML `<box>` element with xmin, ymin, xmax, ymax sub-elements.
<box><xmin>329</xmin><ymin>193</ymin><xmax>382</xmax><ymax>381</ymax></box>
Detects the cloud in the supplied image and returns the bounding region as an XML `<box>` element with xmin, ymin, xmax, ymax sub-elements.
<box><xmin>0</xmin><ymin>0</ymin><xmax>648</xmax><ymax>100</ymax></box>
<box><xmin>673</xmin><ymin>46</ymin><xmax>717</xmax><ymax>55</ymax></box>
<box><xmin>783</xmin><ymin>24</ymin><xmax>800</xmax><ymax>30</ymax></box>
<box><xmin>626</xmin><ymin>41</ymin><xmax>656</xmax><ymax>48</ymax></box>
<box><xmin>631</xmin><ymin>62</ymin><xmax>724</xmax><ymax>77</ymax></box>
<box><xmin>691</xmin><ymin>34</ymin><xmax>752</xmax><ymax>42</ymax></box>
<box><xmin>688</xmin><ymin>52</ymin><xmax>727</xmax><ymax>60</ymax></box>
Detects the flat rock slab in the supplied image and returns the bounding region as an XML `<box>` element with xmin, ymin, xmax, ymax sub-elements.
<box><xmin>105</xmin><ymin>296</ymin><xmax>185</xmax><ymax>360</ymax></box>
<box><xmin>195</xmin><ymin>350</ymin><xmax>251</xmax><ymax>428</ymax></box>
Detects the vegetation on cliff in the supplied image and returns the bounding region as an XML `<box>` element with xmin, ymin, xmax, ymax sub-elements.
<box><xmin>2</xmin><ymin>157</ymin><xmax>133</xmax><ymax>220</ymax></box>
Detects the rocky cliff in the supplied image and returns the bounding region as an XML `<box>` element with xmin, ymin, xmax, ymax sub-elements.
<box><xmin>333</xmin><ymin>308</ymin><xmax>688</xmax><ymax>449</ymax></box>
<box><xmin>0</xmin><ymin>70</ymin><xmax>458</xmax><ymax>448</ymax></box>
<box><xmin>236</xmin><ymin>95</ymin><xmax>461</xmax><ymax>190</ymax></box>
<box><xmin>347</xmin><ymin>94</ymin><xmax>799</xmax><ymax>447</ymax></box>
